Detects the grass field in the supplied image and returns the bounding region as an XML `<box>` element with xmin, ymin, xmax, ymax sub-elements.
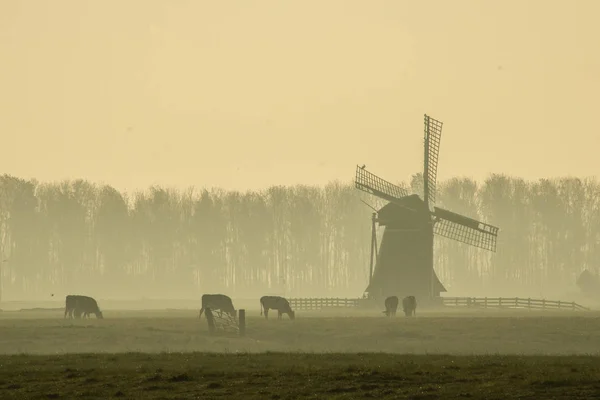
<box><xmin>1</xmin><ymin>307</ymin><xmax>599</xmax><ymax>355</ymax></box>
<box><xmin>2</xmin><ymin>352</ymin><xmax>600</xmax><ymax>399</ymax></box>
<box><xmin>1</xmin><ymin>307</ymin><xmax>599</xmax><ymax>398</ymax></box>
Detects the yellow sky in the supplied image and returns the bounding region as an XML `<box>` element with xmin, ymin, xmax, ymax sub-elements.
<box><xmin>1</xmin><ymin>1</ymin><xmax>599</xmax><ymax>193</ymax></box>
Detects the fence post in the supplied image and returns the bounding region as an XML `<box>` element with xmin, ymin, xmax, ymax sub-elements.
<box><xmin>542</xmin><ymin>299</ymin><xmax>546</xmax><ymax>309</ymax></box>
<box><xmin>528</xmin><ymin>298</ymin><xmax>531</xmax><ymax>309</ymax></box>
<box><xmin>484</xmin><ymin>297</ymin><xmax>488</xmax><ymax>308</ymax></box>
<box><xmin>205</xmin><ymin>307</ymin><xmax>216</xmax><ymax>336</ymax></box>
<box><xmin>499</xmin><ymin>297</ymin><xmax>502</xmax><ymax>308</ymax></box>
<box><xmin>558</xmin><ymin>300</ymin><xmax>561</xmax><ymax>309</ymax></box>
<box><xmin>239</xmin><ymin>309</ymin><xmax>246</xmax><ymax>337</ymax></box>
<box><xmin>515</xmin><ymin>297</ymin><xmax>518</xmax><ymax>308</ymax></box>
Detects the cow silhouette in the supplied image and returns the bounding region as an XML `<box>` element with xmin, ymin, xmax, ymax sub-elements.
<box><xmin>402</xmin><ymin>295</ymin><xmax>417</xmax><ymax>317</ymax></box>
<box><xmin>64</xmin><ymin>295</ymin><xmax>103</xmax><ymax>319</ymax></box>
<box><xmin>383</xmin><ymin>296</ymin><xmax>399</xmax><ymax>317</ymax></box>
<box><xmin>198</xmin><ymin>294</ymin><xmax>236</xmax><ymax>319</ymax></box>
<box><xmin>260</xmin><ymin>296</ymin><xmax>295</xmax><ymax>320</ymax></box>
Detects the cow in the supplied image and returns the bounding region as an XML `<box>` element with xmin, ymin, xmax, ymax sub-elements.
<box><xmin>64</xmin><ymin>295</ymin><xmax>77</xmax><ymax>319</ymax></box>
<box><xmin>198</xmin><ymin>294</ymin><xmax>236</xmax><ymax>319</ymax></box>
<box><xmin>65</xmin><ymin>295</ymin><xmax>103</xmax><ymax>319</ymax></box>
<box><xmin>260</xmin><ymin>296</ymin><xmax>295</xmax><ymax>320</ymax></box>
<box><xmin>382</xmin><ymin>296</ymin><xmax>399</xmax><ymax>317</ymax></box>
<box><xmin>77</xmin><ymin>296</ymin><xmax>104</xmax><ymax>319</ymax></box>
<box><xmin>402</xmin><ymin>295</ymin><xmax>417</xmax><ymax>317</ymax></box>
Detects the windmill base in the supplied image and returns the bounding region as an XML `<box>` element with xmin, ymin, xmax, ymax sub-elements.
<box><xmin>359</xmin><ymin>295</ymin><xmax>444</xmax><ymax>310</ymax></box>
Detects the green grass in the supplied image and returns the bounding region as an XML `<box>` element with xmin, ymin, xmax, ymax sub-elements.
<box><xmin>1</xmin><ymin>308</ymin><xmax>599</xmax><ymax>355</ymax></box>
<box><xmin>0</xmin><ymin>308</ymin><xmax>599</xmax><ymax>398</ymax></box>
<box><xmin>1</xmin><ymin>353</ymin><xmax>600</xmax><ymax>399</ymax></box>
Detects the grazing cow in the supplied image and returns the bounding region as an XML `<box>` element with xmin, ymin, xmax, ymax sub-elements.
<box><xmin>65</xmin><ymin>295</ymin><xmax>104</xmax><ymax>319</ymax></box>
<box><xmin>402</xmin><ymin>295</ymin><xmax>417</xmax><ymax>317</ymax></box>
<box><xmin>64</xmin><ymin>295</ymin><xmax>77</xmax><ymax>319</ymax></box>
<box><xmin>383</xmin><ymin>296</ymin><xmax>399</xmax><ymax>317</ymax></box>
<box><xmin>77</xmin><ymin>296</ymin><xmax>103</xmax><ymax>319</ymax></box>
<box><xmin>198</xmin><ymin>294</ymin><xmax>236</xmax><ymax>319</ymax></box>
<box><xmin>260</xmin><ymin>296</ymin><xmax>295</xmax><ymax>320</ymax></box>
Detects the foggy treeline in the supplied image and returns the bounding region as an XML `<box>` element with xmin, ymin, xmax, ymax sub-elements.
<box><xmin>0</xmin><ymin>173</ymin><xmax>597</xmax><ymax>300</ymax></box>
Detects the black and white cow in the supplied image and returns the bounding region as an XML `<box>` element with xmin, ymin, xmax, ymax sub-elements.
<box><xmin>198</xmin><ymin>294</ymin><xmax>236</xmax><ymax>319</ymax></box>
<box><xmin>402</xmin><ymin>295</ymin><xmax>417</xmax><ymax>317</ymax></box>
<box><xmin>383</xmin><ymin>296</ymin><xmax>399</xmax><ymax>317</ymax></box>
<box><xmin>260</xmin><ymin>296</ymin><xmax>295</xmax><ymax>320</ymax></box>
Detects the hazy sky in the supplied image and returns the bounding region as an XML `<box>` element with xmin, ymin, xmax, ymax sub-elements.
<box><xmin>1</xmin><ymin>1</ymin><xmax>599</xmax><ymax>193</ymax></box>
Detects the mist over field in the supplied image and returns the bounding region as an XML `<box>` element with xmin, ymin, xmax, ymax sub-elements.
<box><xmin>0</xmin><ymin>173</ymin><xmax>599</xmax><ymax>306</ymax></box>
<box><xmin>0</xmin><ymin>308</ymin><xmax>599</xmax><ymax>356</ymax></box>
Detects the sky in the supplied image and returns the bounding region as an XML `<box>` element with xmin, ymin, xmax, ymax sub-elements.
<box><xmin>1</xmin><ymin>0</ymin><xmax>599</xmax><ymax>193</ymax></box>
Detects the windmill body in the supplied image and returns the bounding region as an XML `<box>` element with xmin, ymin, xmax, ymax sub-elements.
<box><xmin>356</xmin><ymin>115</ymin><xmax>499</xmax><ymax>303</ymax></box>
<box><xmin>366</xmin><ymin>194</ymin><xmax>446</xmax><ymax>300</ymax></box>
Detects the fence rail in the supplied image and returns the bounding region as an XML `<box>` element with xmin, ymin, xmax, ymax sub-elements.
<box><xmin>287</xmin><ymin>296</ymin><xmax>590</xmax><ymax>311</ymax></box>
<box><xmin>288</xmin><ymin>297</ymin><xmax>360</xmax><ymax>310</ymax></box>
<box><xmin>441</xmin><ymin>296</ymin><xmax>590</xmax><ymax>311</ymax></box>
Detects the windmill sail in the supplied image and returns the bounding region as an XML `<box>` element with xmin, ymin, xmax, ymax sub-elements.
<box><xmin>355</xmin><ymin>166</ymin><xmax>411</xmax><ymax>206</ymax></box>
<box><xmin>432</xmin><ymin>207</ymin><xmax>499</xmax><ymax>252</ymax></box>
<box><xmin>423</xmin><ymin>115</ymin><xmax>443</xmax><ymax>211</ymax></box>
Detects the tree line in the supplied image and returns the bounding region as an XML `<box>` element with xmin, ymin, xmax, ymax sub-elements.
<box><xmin>0</xmin><ymin>173</ymin><xmax>596</xmax><ymax>300</ymax></box>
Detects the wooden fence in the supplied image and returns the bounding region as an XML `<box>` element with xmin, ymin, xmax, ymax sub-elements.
<box><xmin>287</xmin><ymin>296</ymin><xmax>590</xmax><ymax>311</ymax></box>
<box><xmin>441</xmin><ymin>297</ymin><xmax>590</xmax><ymax>311</ymax></box>
<box><xmin>288</xmin><ymin>297</ymin><xmax>360</xmax><ymax>310</ymax></box>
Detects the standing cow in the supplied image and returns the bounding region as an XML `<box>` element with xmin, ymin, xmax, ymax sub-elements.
<box><xmin>64</xmin><ymin>295</ymin><xmax>77</xmax><ymax>319</ymax></box>
<box><xmin>198</xmin><ymin>294</ymin><xmax>236</xmax><ymax>319</ymax></box>
<box><xmin>383</xmin><ymin>296</ymin><xmax>399</xmax><ymax>317</ymax></box>
<box><xmin>402</xmin><ymin>295</ymin><xmax>417</xmax><ymax>317</ymax></box>
<box><xmin>260</xmin><ymin>296</ymin><xmax>295</xmax><ymax>320</ymax></box>
<box><xmin>64</xmin><ymin>295</ymin><xmax>103</xmax><ymax>319</ymax></box>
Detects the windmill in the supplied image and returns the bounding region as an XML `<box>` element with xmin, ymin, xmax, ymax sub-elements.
<box><xmin>355</xmin><ymin>114</ymin><xmax>499</xmax><ymax>303</ymax></box>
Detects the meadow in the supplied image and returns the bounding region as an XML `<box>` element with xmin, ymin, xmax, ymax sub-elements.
<box><xmin>1</xmin><ymin>306</ymin><xmax>599</xmax><ymax>355</ymax></box>
<box><xmin>0</xmin><ymin>306</ymin><xmax>599</xmax><ymax>398</ymax></box>
<box><xmin>2</xmin><ymin>352</ymin><xmax>600</xmax><ymax>399</ymax></box>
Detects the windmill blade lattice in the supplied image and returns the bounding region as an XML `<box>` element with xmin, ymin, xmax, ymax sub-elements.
<box><xmin>432</xmin><ymin>207</ymin><xmax>499</xmax><ymax>252</ymax></box>
<box><xmin>355</xmin><ymin>165</ymin><xmax>410</xmax><ymax>204</ymax></box>
<box><xmin>423</xmin><ymin>115</ymin><xmax>443</xmax><ymax>211</ymax></box>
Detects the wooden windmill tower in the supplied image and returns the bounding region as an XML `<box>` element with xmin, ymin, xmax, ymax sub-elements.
<box><xmin>355</xmin><ymin>114</ymin><xmax>499</xmax><ymax>303</ymax></box>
